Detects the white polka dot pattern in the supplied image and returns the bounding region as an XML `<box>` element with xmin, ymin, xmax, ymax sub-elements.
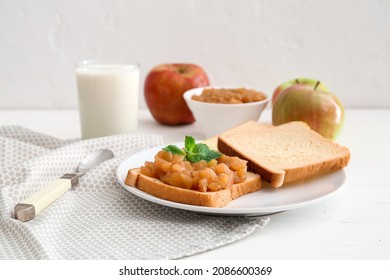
<box><xmin>0</xmin><ymin>126</ymin><xmax>269</xmax><ymax>259</ymax></box>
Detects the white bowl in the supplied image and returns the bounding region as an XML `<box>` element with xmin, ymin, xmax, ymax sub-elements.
<box><xmin>184</xmin><ymin>86</ymin><xmax>270</xmax><ymax>138</ymax></box>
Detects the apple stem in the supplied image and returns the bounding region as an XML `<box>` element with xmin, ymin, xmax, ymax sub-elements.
<box><xmin>314</xmin><ymin>81</ymin><xmax>320</xmax><ymax>90</ymax></box>
<box><xmin>295</xmin><ymin>79</ymin><xmax>300</xmax><ymax>84</ymax></box>
<box><xmin>177</xmin><ymin>65</ymin><xmax>187</xmax><ymax>74</ymax></box>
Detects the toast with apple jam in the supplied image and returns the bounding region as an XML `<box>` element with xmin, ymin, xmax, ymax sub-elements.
<box><xmin>125</xmin><ymin>136</ymin><xmax>261</xmax><ymax>207</ymax></box>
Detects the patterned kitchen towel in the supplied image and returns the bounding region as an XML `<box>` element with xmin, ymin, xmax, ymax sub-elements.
<box><xmin>0</xmin><ymin>126</ymin><xmax>269</xmax><ymax>260</ymax></box>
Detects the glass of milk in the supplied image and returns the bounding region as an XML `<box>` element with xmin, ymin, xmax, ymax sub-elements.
<box><xmin>76</xmin><ymin>60</ymin><xmax>140</xmax><ymax>139</ymax></box>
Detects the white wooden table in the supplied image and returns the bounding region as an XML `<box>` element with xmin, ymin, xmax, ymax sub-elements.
<box><xmin>1</xmin><ymin>108</ymin><xmax>389</xmax><ymax>259</ymax></box>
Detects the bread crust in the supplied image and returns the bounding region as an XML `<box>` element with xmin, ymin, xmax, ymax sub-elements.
<box><xmin>125</xmin><ymin>168</ymin><xmax>261</xmax><ymax>208</ymax></box>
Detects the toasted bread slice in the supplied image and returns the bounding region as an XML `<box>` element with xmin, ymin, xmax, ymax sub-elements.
<box><xmin>218</xmin><ymin>121</ymin><xmax>350</xmax><ymax>188</ymax></box>
<box><xmin>125</xmin><ymin>168</ymin><xmax>261</xmax><ymax>208</ymax></box>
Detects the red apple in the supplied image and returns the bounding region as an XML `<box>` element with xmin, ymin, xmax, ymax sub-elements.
<box><xmin>272</xmin><ymin>82</ymin><xmax>345</xmax><ymax>140</ymax></box>
<box><xmin>144</xmin><ymin>63</ymin><xmax>210</xmax><ymax>125</ymax></box>
<box><xmin>272</xmin><ymin>77</ymin><xmax>329</xmax><ymax>106</ymax></box>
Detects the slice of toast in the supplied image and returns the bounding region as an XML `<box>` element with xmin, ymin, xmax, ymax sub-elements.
<box><xmin>125</xmin><ymin>168</ymin><xmax>261</xmax><ymax>208</ymax></box>
<box><xmin>218</xmin><ymin>121</ymin><xmax>350</xmax><ymax>188</ymax></box>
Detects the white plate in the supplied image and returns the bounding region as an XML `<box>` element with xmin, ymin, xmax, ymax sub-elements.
<box><xmin>116</xmin><ymin>144</ymin><xmax>346</xmax><ymax>216</ymax></box>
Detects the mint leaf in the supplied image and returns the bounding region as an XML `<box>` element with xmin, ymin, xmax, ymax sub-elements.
<box><xmin>192</xmin><ymin>143</ymin><xmax>209</xmax><ymax>155</ymax></box>
<box><xmin>184</xmin><ymin>135</ymin><xmax>196</xmax><ymax>152</ymax></box>
<box><xmin>185</xmin><ymin>152</ymin><xmax>204</xmax><ymax>163</ymax></box>
<box><xmin>204</xmin><ymin>149</ymin><xmax>223</xmax><ymax>162</ymax></box>
<box><xmin>162</xmin><ymin>145</ymin><xmax>185</xmax><ymax>155</ymax></box>
<box><xmin>186</xmin><ymin>143</ymin><xmax>222</xmax><ymax>163</ymax></box>
<box><xmin>163</xmin><ymin>136</ymin><xmax>222</xmax><ymax>163</ymax></box>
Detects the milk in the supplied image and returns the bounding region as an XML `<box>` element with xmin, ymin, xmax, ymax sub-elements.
<box><xmin>76</xmin><ymin>62</ymin><xmax>140</xmax><ymax>139</ymax></box>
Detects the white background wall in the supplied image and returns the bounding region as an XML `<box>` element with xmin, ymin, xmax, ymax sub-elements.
<box><xmin>0</xmin><ymin>0</ymin><xmax>389</xmax><ymax>109</ymax></box>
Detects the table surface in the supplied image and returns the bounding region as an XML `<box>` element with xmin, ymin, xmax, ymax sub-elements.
<box><xmin>1</xmin><ymin>108</ymin><xmax>389</xmax><ymax>259</ymax></box>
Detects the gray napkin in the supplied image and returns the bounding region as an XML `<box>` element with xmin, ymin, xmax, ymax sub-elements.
<box><xmin>0</xmin><ymin>126</ymin><xmax>269</xmax><ymax>259</ymax></box>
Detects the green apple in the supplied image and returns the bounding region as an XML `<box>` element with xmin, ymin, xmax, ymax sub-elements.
<box><xmin>272</xmin><ymin>83</ymin><xmax>345</xmax><ymax>140</ymax></box>
<box><xmin>272</xmin><ymin>77</ymin><xmax>329</xmax><ymax>106</ymax></box>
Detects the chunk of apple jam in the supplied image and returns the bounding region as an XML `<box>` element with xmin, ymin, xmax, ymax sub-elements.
<box><xmin>140</xmin><ymin>150</ymin><xmax>247</xmax><ymax>192</ymax></box>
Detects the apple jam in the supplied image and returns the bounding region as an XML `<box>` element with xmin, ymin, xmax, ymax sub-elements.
<box><xmin>192</xmin><ymin>88</ymin><xmax>266</xmax><ymax>104</ymax></box>
<box><xmin>140</xmin><ymin>150</ymin><xmax>247</xmax><ymax>192</ymax></box>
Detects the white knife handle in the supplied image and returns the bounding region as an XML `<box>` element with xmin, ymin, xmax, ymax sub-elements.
<box><xmin>14</xmin><ymin>176</ymin><xmax>76</xmax><ymax>222</ymax></box>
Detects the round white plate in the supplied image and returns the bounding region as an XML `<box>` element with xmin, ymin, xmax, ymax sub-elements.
<box><xmin>116</xmin><ymin>144</ymin><xmax>347</xmax><ymax>216</ymax></box>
